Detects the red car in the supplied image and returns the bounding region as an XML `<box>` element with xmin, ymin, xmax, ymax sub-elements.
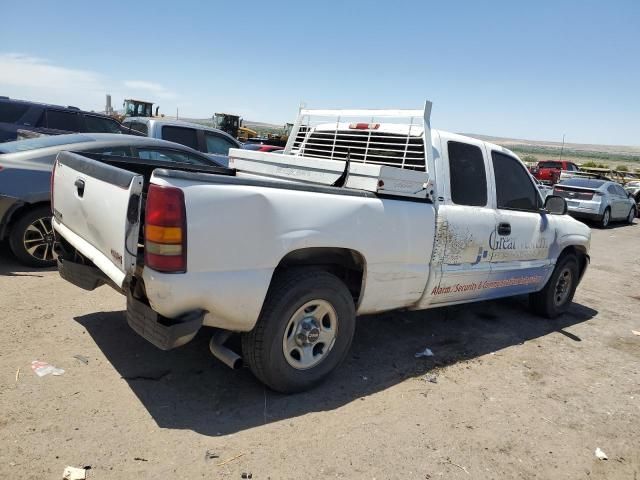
<box><xmin>241</xmin><ymin>143</ymin><xmax>284</xmax><ymax>153</ymax></box>
<box><xmin>530</xmin><ymin>160</ymin><xmax>579</xmax><ymax>185</ymax></box>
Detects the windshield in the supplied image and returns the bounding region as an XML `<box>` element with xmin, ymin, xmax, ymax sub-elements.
<box><xmin>539</xmin><ymin>161</ymin><xmax>562</xmax><ymax>169</ymax></box>
<box><xmin>560</xmin><ymin>178</ymin><xmax>605</xmax><ymax>188</ymax></box>
<box><xmin>0</xmin><ymin>134</ymin><xmax>92</xmax><ymax>153</ymax></box>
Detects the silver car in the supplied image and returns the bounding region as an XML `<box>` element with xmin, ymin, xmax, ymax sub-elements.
<box><xmin>553</xmin><ymin>178</ymin><xmax>636</xmax><ymax>228</ymax></box>
<box><xmin>122</xmin><ymin>117</ymin><xmax>241</xmax><ymax>166</ymax></box>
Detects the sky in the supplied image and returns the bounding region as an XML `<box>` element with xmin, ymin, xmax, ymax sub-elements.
<box><xmin>1</xmin><ymin>0</ymin><xmax>639</xmax><ymax>145</ymax></box>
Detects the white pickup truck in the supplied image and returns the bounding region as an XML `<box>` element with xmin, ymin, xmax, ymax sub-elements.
<box><xmin>52</xmin><ymin>102</ymin><xmax>591</xmax><ymax>393</ymax></box>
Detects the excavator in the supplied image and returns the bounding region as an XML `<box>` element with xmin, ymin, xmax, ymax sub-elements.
<box><xmin>213</xmin><ymin>113</ymin><xmax>257</xmax><ymax>141</ymax></box>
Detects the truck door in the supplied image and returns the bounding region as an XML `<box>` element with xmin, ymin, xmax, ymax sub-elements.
<box><xmin>426</xmin><ymin>136</ymin><xmax>497</xmax><ymax>306</ymax></box>
<box><xmin>484</xmin><ymin>150</ymin><xmax>556</xmax><ymax>298</ymax></box>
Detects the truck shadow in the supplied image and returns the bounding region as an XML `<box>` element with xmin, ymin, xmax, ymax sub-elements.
<box><xmin>74</xmin><ymin>297</ymin><xmax>597</xmax><ymax>436</ymax></box>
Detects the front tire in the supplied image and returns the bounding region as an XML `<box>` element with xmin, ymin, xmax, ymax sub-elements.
<box><xmin>8</xmin><ymin>206</ymin><xmax>56</xmax><ymax>268</ymax></box>
<box><xmin>529</xmin><ymin>254</ymin><xmax>579</xmax><ymax>319</ymax></box>
<box><xmin>242</xmin><ymin>269</ymin><xmax>356</xmax><ymax>393</ymax></box>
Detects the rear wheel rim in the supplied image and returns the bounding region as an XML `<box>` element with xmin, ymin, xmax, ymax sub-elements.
<box><xmin>282</xmin><ymin>299</ymin><xmax>338</xmax><ymax>370</ymax></box>
<box><xmin>23</xmin><ymin>216</ymin><xmax>55</xmax><ymax>262</ymax></box>
<box><xmin>629</xmin><ymin>208</ymin><xmax>636</xmax><ymax>223</ymax></box>
<box><xmin>553</xmin><ymin>267</ymin><xmax>573</xmax><ymax>307</ymax></box>
<box><xmin>602</xmin><ymin>209</ymin><xmax>610</xmax><ymax>226</ymax></box>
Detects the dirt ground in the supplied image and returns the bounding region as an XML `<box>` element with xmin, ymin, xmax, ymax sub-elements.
<box><xmin>1</xmin><ymin>223</ymin><xmax>638</xmax><ymax>479</ymax></box>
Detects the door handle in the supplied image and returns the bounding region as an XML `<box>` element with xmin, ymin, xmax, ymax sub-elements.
<box><xmin>74</xmin><ymin>178</ymin><xmax>85</xmax><ymax>198</ymax></box>
<box><xmin>498</xmin><ymin>222</ymin><xmax>511</xmax><ymax>236</ymax></box>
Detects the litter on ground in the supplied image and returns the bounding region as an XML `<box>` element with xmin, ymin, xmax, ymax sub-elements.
<box><xmin>73</xmin><ymin>355</ymin><xmax>89</xmax><ymax>365</ymax></box>
<box><xmin>31</xmin><ymin>360</ymin><xmax>64</xmax><ymax>377</ymax></box>
<box><xmin>62</xmin><ymin>466</ymin><xmax>86</xmax><ymax>480</ymax></box>
<box><xmin>595</xmin><ymin>448</ymin><xmax>608</xmax><ymax>460</ymax></box>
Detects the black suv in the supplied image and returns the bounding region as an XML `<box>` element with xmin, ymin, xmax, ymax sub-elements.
<box><xmin>0</xmin><ymin>96</ymin><xmax>130</xmax><ymax>142</ymax></box>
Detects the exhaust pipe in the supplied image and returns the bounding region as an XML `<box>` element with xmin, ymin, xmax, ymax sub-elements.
<box><xmin>209</xmin><ymin>330</ymin><xmax>242</xmax><ymax>370</ymax></box>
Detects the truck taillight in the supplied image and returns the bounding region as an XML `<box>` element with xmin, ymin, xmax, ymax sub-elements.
<box><xmin>145</xmin><ymin>184</ymin><xmax>187</xmax><ymax>273</ymax></box>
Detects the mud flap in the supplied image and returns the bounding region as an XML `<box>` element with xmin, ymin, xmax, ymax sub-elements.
<box><xmin>126</xmin><ymin>295</ymin><xmax>203</xmax><ymax>350</ymax></box>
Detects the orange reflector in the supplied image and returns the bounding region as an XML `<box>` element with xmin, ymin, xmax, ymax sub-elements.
<box><xmin>146</xmin><ymin>225</ymin><xmax>182</xmax><ymax>244</ymax></box>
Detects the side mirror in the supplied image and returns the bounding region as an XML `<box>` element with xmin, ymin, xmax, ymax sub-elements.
<box><xmin>544</xmin><ymin>195</ymin><xmax>567</xmax><ymax>215</ymax></box>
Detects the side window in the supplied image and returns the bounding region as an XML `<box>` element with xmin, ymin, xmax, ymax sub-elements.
<box><xmin>84</xmin><ymin>115</ymin><xmax>121</xmax><ymax>133</ymax></box>
<box><xmin>87</xmin><ymin>146</ymin><xmax>131</xmax><ymax>157</ymax></box>
<box><xmin>44</xmin><ymin>110</ymin><xmax>80</xmax><ymax>131</ymax></box>
<box><xmin>0</xmin><ymin>103</ymin><xmax>30</xmax><ymax>123</ymax></box>
<box><xmin>492</xmin><ymin>151</ymin><xmax>539</xmax><ymax>211</ymax></box>
<box><xmin>447</xmin><ymin>141</ymin><xmax>487</xmax><ymax>206</ymax></box>
<box><xmin>568</xmin><ymin>163</ymin><xmax>578</xmax><ymax>171</ymax></box>
<box><xmin>205</xmin><ymin>133</ymin><xmax>236</xmax><ymax>155</ymax></box>
<box><xmin>607</xmin><ymin>185</ymin><xmax>618</xmax><ymax>195</ymax></box>
<box><xmin>126</xmin><ymin>121</ymin><xmax>148</xmax><ymax>135</ymax></box>
<box><xmin>136</xmin><ymin>148</ymin><xmax>210</xmax><ymax>166</ymax></box>
<box><xmin>617</xmin><ymin>185</ymin><xmax>629</xmax><ymax>197</ymax></box>
<box><xmin>161</xmin><ymin>126</ymin><xmax>198</xmax><ymax>150</ymax></box>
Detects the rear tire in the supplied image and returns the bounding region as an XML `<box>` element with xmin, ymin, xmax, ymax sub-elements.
<box><xmin>627</xmin><ymin>206</ymin><xmax>636</xmax><ymax>224</ymax></box>
<box><xmin>529</xmin><ymin>254</ymin><xmax>579</xmax><ymax>319</ymax></box>
<box><xmin>242</xmin><ymin>269</ymin><xmax>356</xmax><ymax>393</ymax></box>
<box><xmin>8</xmin><ymin>206</ymin><xmax>56</xmax><ymax>268</ymax></box>
<box><xmin>598</xmin><ymin>207</ymin><xmax>611</xmax><ymax>228</ymax></box>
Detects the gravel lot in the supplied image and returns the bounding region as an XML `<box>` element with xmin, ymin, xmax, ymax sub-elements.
<box><xmin>1</xmin><ymin>223</ymin><xmax>638</xmax><ymax>479</ymax></box>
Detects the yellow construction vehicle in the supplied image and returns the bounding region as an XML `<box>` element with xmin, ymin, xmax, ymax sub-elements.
<box><xmin>213</xmin><ymin>113</ymin><xmax>257</xmax><ymax>141</ymax></box>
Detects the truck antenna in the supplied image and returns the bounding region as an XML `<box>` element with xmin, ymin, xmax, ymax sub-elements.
<box><xmin>559</xmin><ymin>134</ymin><xmax>565</xmax><ymax>161</ymax></box>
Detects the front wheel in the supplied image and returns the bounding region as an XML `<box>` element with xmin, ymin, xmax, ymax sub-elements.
<box><xmin>529</xmin><ymin>254</ymin><xmax>579</xmax><ymax>319</ymax></box>
<box><xmin>242</xmin><ymin>269</ymin><xmax>356</xmax><ymax>393</ymax></box>
<box><xmin>8</xmin><ymin>206</ymin><xmax>57</xmax><ymax>268</ymax></box>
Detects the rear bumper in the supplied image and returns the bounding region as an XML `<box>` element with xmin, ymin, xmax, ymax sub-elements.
<box><xmin>567</xmin><ymin>210</ymin><xmax>602</xmax><ymax>221</ymax></box>
<box><xmin>126</xmin><ymin>295</ymin><xmax>203</xmax><ymax>350</ymax></box>
<box><xmin>57</xmin><ymin>250</ymin><xmax>203</xmax><ymax>350</ymax></box>
<box><xmin>567</xmin><ymin>202</ymin><xmax>603</xmax><ymax>221</ymax></box>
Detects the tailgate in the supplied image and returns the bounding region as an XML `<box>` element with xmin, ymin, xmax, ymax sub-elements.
<box><xmin>52</xmin><ymin>151</ymin><xmax>143</xmax><ymax>288</ymax></box>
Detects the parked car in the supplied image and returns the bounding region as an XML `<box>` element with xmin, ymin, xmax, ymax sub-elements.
<box><xmin>530</xmin><ymin>160</ymin><xmax>580</xmax><ymax>185</ymax></box>
<box><xmin>0</xmin><ymin>133</ymin><xmax>224</xmax><ymax>267</ymax></box>
<box><xmin>241</xmin><ymin>143</ymin><xmax>284</xmax><ymax>153</ymax></box>
<box><xmin>553</xmin><ymin>178</ymin><xmax>636</xmax><ymax>227</ymax></box>
<box><xmin>0</xmin><ymin>96</ymin><xmax>132</xmax><ymax>142</ymax></box>
<box><xmin>53</xmin><ymin>103</ymin><xmax>591</xmax><ymax>393</ymax></box>
<box><xmin>534</xmin><ymin>178</ymin><xmax>553</xmax><ymax>199</ymax></box>
<box><xmin>122</xmin><ymin>117</ymin><xmax>241</xmax><ymax>166</ymax></box>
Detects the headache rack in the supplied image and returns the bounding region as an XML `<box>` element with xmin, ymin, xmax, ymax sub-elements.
<box><xmin>229</xmin><ymin>101</ymin><xmax>435</xmax><ymax>200</ymax></box>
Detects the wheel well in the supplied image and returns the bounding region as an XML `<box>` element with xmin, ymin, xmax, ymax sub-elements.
<box><xmin>1</xmin><ymin>201</ymin><xmax>50</xmax><ymax>241</ymax></box>
<box><xmin>274</xmin><ymin>248</ymin><xmax>366</xmax><ymax>305</ymax></box>
<box><xmin>558</xmin><ymin>245</ymin><xmax>588</xmax><ymax>280</ymax></box>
